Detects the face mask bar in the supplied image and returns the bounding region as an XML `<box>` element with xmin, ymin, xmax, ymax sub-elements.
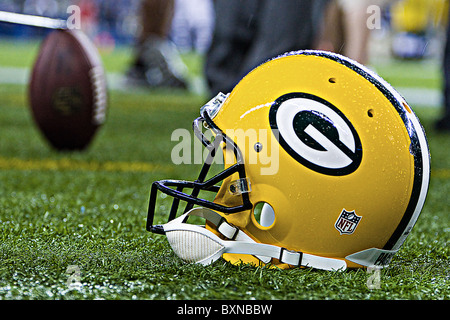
<box><xmin>146</xmin><ymin>110</ymin><xmax>253</xmax><ymax>235</ymax></box>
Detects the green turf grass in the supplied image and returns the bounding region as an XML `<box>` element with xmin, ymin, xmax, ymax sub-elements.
<box><xmin>0</xmin><ymin>39</ymin><xmax>448</xmax><ymax>301</ymax></box>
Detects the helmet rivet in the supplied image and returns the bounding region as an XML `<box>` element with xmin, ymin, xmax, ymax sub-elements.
<box><xmin>254</xmin><ymin>142</ymin><xmax>263</xmax><ymax>152</ymax></box>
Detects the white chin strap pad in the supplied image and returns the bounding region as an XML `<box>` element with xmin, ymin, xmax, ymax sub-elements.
<box><xmin>163</xmin><ymin>208</ymin><xmax>347</xmax><ymax>271</ymax></box>
<box><xmin>165</xmin><ymin>227</ymin><xmax>225</xmax><ymax>266</ymax></box>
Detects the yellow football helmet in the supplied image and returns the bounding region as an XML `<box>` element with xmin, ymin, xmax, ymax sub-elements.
<box><xmin>146</xmin><ymin>50</ymin><xmax>430</xmax><ymax>271</ymax></box>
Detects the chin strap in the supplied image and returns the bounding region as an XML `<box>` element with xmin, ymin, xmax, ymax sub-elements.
<box><xmin>162</xmin><ymin>207</ymin><xmax>347</xmax><ymax>271</ymax></box>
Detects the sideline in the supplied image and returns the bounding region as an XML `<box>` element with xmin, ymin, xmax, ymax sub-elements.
<box><xmin>0</xmin><ymin>66</ymin><xmax>442</xmax><ymax>108</ymax></box>
<box><xmin>0</xmin><ymin>156</ymin><xmax>172</xmax><ymax>173</ymax></box>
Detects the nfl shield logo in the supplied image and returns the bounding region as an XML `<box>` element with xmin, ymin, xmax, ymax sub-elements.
<box><xmin>335</xmin><ymin>209</ymin><xmax>362</xmax><ymax>235</ymax></box>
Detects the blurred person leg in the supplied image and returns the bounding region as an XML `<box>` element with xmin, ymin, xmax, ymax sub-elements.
<box><xmin>436</xmin><ymin>5</ymin><xmax>450</xmax><ymax>131</ymax></box>
<box><xmin>205</xmin><ymin>0</ymin><xmax>328</xmax><ymax>96</ymax></box>
<box><xmin>318</xmin><ymin>0</ymin><xmax>390</xmax><ymax>65</ymax></box>
<box><xmin>126</xmin><ymin>0</ymin><xmax>187</xmax><ymax>89</ymax></box>
<box><xmin>204</xmin><ymin>0</ymin><xmax>259</xmax><ymax>96</ymax></box>
<box><xmin>316</xmin><ymin>0</ymin><xmax>345</xmax><ymax>54</ymax></box>
<box><xmin>339</xmin><ymin>0</ymin><xmax>371</xmax><ymax>64</ymax></box>
<box><xmin>139</xmin><ymin>0</ymin><xmax>175</xmax><ymax>42</ymax></box>
<box><xmin>237</xmin><ymin>0</ymin><xmax>327</xmax><ymax>79</ymax></box>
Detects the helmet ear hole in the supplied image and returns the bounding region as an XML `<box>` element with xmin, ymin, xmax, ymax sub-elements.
<box><xmin>253</xmin><ymin>202</ymin><xmax>275</xmax><ymax>228</ymax></box>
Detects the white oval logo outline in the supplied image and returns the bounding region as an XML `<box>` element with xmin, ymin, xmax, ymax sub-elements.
<box><xmin>269</xmin><ymin>93</ymin><xmax>362</xmax><ymax>176</ymax></box>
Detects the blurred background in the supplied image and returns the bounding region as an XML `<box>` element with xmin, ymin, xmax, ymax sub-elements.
<box><xmin>0</xmin><ymin>0</ymin><xmax>448</xmax><ymax>106</ymax></box>
<box><xmin>0</xmin><ymin>0</ymin><xmax>214</xmax><ymax>52</ymax></box>
<box><xmin>0</xmin><ymin>0</ymin><xmax>446</xmax><ymax>54</ymax></box>
<box><xmin>0</xmin><ymin>0</ymin><xmax>448</xmax><ymax>129</ymax></box>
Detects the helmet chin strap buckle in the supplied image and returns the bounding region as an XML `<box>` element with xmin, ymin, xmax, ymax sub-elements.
<box><xmin>279</xmin><ymin>247</ymin><xmax>303</xmax><ymax>267</ymax></box>
<box><xmin>162</xmin><ymin>207</ymin><xmax>347</xmax><ymax>271</ymax></box>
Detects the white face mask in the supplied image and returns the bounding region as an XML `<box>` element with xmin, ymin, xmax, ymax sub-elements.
<box><xmin>162</xmin><ymin>207</ymin><xmax>348</xmax><ymax>271</ymax></box>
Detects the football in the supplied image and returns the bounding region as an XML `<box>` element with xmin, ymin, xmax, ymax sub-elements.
<box><xmin>29</xmin><ymin>29</ymin><xmax>107</xmax><ymax>151</ymax></box>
